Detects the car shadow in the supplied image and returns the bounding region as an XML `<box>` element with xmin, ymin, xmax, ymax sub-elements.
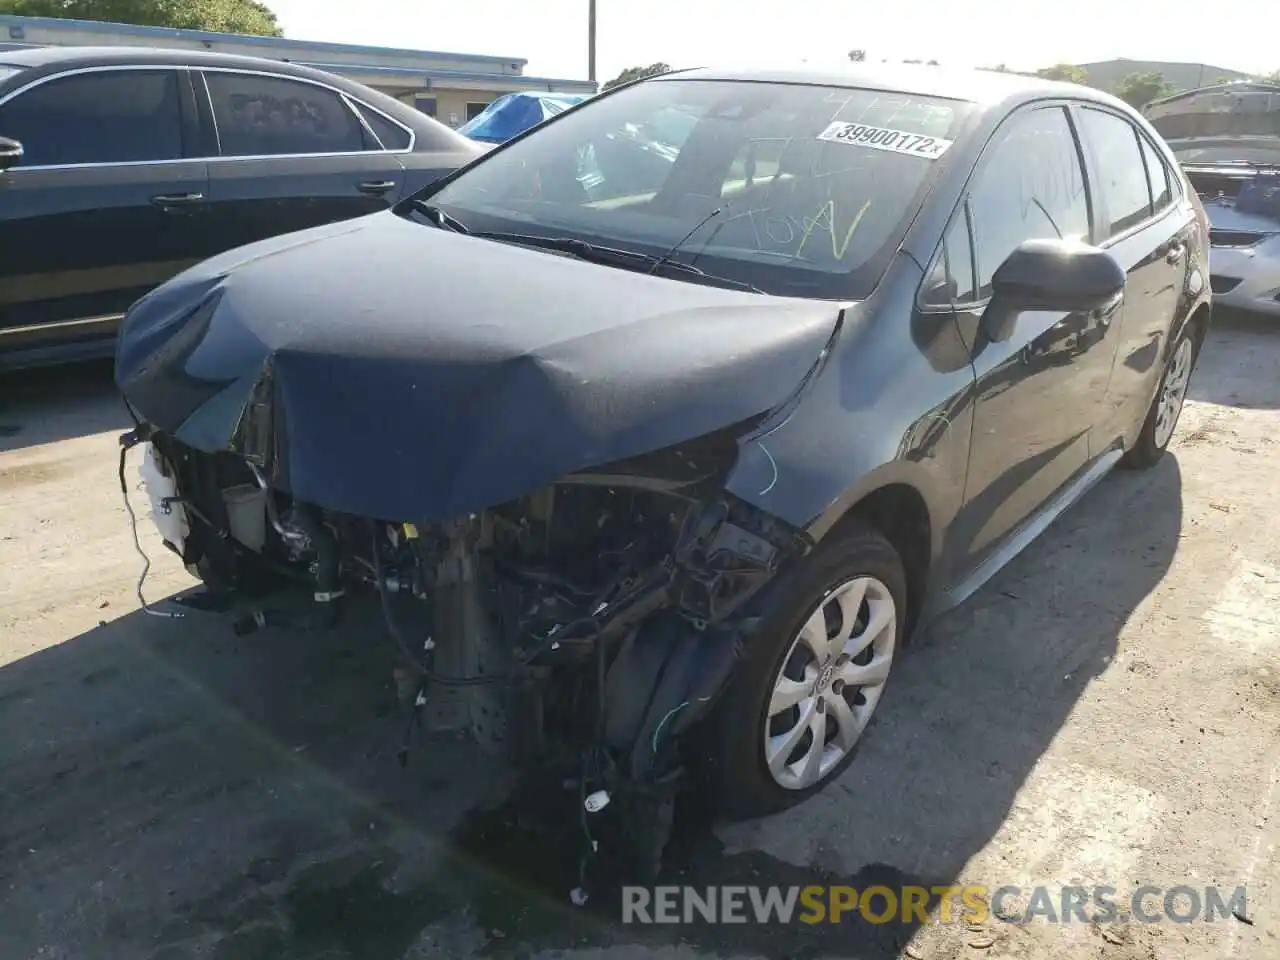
<box><xmin>1187</xmin><ymin>312</ymin><xmax>1280</xmax><ymax>411</ymax></box>
<box><xmin>0</xmin><ymin>360</ymin><xmax>129</xmax><ymax>453</ymax></box>
<box><xmin>0</xmin><ymin>457</ymin><xmax>1184</xmax><ymax>960</ymax></box>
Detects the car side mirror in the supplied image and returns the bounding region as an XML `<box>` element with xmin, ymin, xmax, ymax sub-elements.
<box><xmin>0</xmin><ymin>137</ymin><xmax>22</xmax><ymax>172</ymax></box>
<box><xmin>983</xmin><ymin>238</ymin><xmax>1125</xmax><ymax>342</ymax></box>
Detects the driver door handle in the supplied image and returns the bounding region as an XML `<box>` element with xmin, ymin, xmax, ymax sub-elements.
<box><xmin>1095</xmin><ymin>289</ymin><xmax>1124</xmax><ymax>327</ymax></box>
<box><xmin>357</xmin><ymin>180</ymin><xmax>396</xmax><ymax>196</ymax></box>
<box><xmin>151</xmin><ymin>192</ymin><xmax>204</xmax><ymax>210</ymax></box>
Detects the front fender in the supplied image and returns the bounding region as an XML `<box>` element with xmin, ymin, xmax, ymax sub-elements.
<box><xmin>724</xmin><ymin>279</ymin><xmax>976</xmax><ymax>581</ymax></box>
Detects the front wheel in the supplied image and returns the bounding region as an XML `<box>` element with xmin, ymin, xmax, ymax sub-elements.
<box><xmin>693</xmin><ymin>524</ymin><xmax>906</xmax><ymax>820</ymax></box>
<box><xmin>1121</xmin><ymin>328</ymin><xmax>1195</xmax><ymax>470</ymax></box>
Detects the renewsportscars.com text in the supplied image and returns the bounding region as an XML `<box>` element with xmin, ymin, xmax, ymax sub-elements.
<box><xmin>621</xmin><ymin>884</ymin><xmax>1248</xmax><ymax>926</ymax></box>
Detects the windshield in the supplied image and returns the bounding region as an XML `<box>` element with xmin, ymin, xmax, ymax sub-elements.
<box><xmin>423</xmin><ymin>78</ymin><xmax>970</xmax><ymax>299</ymax></box>
<box><xmin>1147</xmin><ymin>86</ymin><xmax>1280</xmax><ymax>165</ymax></box>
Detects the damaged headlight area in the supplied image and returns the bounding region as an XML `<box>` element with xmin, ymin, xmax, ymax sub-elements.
<box><xmin>123</xmin><ymin>422</ymin><xmax>809</xmax><ymax>883</ymax></box>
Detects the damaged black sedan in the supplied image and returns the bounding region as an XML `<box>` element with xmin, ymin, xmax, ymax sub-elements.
<box><xmin>114</xmin><ymin>65</ymin><xmax>1210</xmax><ymax>878</ymax></box>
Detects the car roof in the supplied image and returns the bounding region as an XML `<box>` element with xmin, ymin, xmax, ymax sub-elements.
<box><xmin>658</xmin><ymin>63</ymin><xmax>1128</xmax><ymax>111</ymax></box>
<box><xmin>0</xmin><ymin>44</ymin><xmax>480</xmax><ymax>154</ymax></box>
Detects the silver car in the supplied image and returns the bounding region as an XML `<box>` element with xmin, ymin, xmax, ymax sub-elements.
<box><xmin>1146</xmin><ymin>83</ymin><xmax>1280</xmax><ymax>317</ymax></box>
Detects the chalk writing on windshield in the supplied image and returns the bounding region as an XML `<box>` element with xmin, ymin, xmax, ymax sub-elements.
<box><xmin>717</xmin><ymin>197</ymin><xmax>872</xmax><ymax>262</ymax></box>
<box><xmin>797</xmin><ymin>198</ymin><xmax>873</xmax><ymax>260</ymax></box>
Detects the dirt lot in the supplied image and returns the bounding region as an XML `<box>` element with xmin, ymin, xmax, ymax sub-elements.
<box><xmin>2</xmin><ymin>317</ymin><xmax>1279</xmax><ymax>960</ymax></box>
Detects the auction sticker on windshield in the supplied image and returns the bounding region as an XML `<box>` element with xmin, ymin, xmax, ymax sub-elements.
<box><xmin>817</xmin><ymin>121</ymin><xmax>954</xmax><ymax>159</ymax></box>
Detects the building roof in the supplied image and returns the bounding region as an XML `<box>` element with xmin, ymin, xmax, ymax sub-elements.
<box><xmin>1075</xmin><ymin>58</ymin><xmax>1255</xmax><ymax>93</ymax></box>
<box><xmin>0</xmin><ymin>13</ymin><xmax>526</xmax><ymax>67</ymax></box>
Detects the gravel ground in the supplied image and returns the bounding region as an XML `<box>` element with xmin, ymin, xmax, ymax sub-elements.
<box><xmin>1</xmin><ymin>316</ymin><xmax>1278</xmax><ymax>960</ymax></box>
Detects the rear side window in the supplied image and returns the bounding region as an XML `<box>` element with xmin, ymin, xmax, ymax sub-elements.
<box><xmin>0</xmin><ymin>69</ymin><xmax>182</xmax><ymax>166</ymax></box>
<box><xmin>967</xmin><ymin>106</ymin><xmax>1091</xmax><ymax>298</ymax></box>
<box><xmin>204</xmin><ymin>71</ymin><xmax>365</xmax><ymax>157</ymax></box>
<box><xmin>351</xmin><ymin>101</ymin><xmax>411</xmax><ymax>151</ymax></box>
<box><xmin>1139</xmin><ymin>134</ymin><xmax>1172</xmax><ymax>211</ymax></box>
<box><xmin>1078</xmin><ymin>108</ymin><xmax>1153</xmax><ymax>237</ymax></box>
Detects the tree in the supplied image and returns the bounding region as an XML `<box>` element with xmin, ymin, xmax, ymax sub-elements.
<box><xmin>1036</xmin><ymin>63</ymin><xmax>1088</xmax><ymax>85</ymax></box>
<box><xmin>0</xmin><ymin>0</ymin><xmax>283</xmax><ymax>36</ymax></box>
<box><xmin>1114</xmin><ymin>71</ymin><xmax>1172</xmax><ymax>108</ymax></box>
<box><xmin>602</xmin><ymin>62</ymin><xmax>671</xmax><ymax>91</ymax></box>
<box><xmin>848</xmin><ymin>49</ymin><xmax>866</xmax><ymax>63</ymax></box>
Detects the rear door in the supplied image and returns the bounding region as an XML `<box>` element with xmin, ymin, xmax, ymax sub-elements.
<box><xmin>1073</xmin><ymin>105</ymin><xmax>1195</xmax><ymax>448</ymax></box>
<box><xmin>0</xmin><ymin>67</ymin><xmax>209</xmax><ymax>358</ymax></box>
<box><xmin>196</xmin><ymin>68</ymin><xmax>410</xmax><ymax>253</ymax></box>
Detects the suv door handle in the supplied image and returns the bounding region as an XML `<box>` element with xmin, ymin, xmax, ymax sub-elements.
<box><xmin>1165</xmin><ymin>243</ymin><xmax>1185</xmax><ymax>263</ymax></box>
<box><xmin>357</xmin><ymin>180</ymin><xmax>396</xmax><ymax>196</ymax></box>
<box><xmin>150</xmin><ymin>192</ymin><xmax>204</xmax><ymax>208</ymax></box>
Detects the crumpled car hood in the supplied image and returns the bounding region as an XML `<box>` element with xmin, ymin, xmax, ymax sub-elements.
<box><xmin>1202</xmin><ymin>199</ymin><xmax>1280</xmax><ymax>233</ymax></box>
<box><xmin>116</xmin><ymin>211</ymin><xmax>842</xmax><ymax>522</ymax></box>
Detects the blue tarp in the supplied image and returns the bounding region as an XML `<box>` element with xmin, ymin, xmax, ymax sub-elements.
<box><xmin>457</xmin><ymin>91</ymin><xmax>588</xmax><ymax>144</ymax></box>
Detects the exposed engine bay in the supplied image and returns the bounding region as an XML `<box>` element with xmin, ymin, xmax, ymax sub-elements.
<box><xmin>121</xmin><ymin>422</ymin><xmax>809</xmax><ymax>888</ymax></box>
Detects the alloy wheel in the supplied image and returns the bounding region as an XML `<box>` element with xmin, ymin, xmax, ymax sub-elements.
<box><xmin>763</xmin><ymin>575</ymin><xmax>897</xmax><ymax>790</ymax></box>
<box><xmin>1154</xmin><ymin>336</ymin><xmax>1193</xmax><ymax>449</ymax></box>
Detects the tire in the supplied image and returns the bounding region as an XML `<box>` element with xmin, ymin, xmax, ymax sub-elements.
<box><xmin>693</xmin><ymin>523</ymin><xmax>907</xmax><ymax>820</ymax></box>
<box><xmin>1121</xmin><ymin>325</ymin><xmax>1196</xmax><ymax>470</ymax></box>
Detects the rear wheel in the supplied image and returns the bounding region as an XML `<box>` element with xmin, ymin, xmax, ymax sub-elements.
<box><xmin>694</xmin><ymin>524</ymin><xmax>906</xmax><ymax>820</ymax></box>
<box><xmin>1121</xmin><ymin>328</ymin><xmax>1195</xmax><ymax>469</ymax></box>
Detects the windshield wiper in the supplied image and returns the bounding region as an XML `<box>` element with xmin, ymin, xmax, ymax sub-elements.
<box><xmin>402</xmin><ymin>199</ymin><xmax>472</xmax><ymax>234</ymax></box>
<box><xmin>469</xmin><ymin>232</ymin><xmax>764</xmax><ymax>293</ymax></box>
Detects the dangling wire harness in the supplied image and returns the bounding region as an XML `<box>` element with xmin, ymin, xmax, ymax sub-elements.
<box><xmin>117</xmin><ymin>429</ymin><xmax>182</xmax><ymax>620</ymax></box>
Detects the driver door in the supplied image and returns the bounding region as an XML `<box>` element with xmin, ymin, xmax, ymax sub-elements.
<box><xmin>944</xmin><ymin>104</ymin><xmax>1120</xmax><ymax>575</ymax></box>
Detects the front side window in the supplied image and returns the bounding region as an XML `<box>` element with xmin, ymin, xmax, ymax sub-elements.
<box><xmin>204</xmin><ymin>72</ymin><xmax>365</xmax><ymax>157</ymax></box>
<box><xmin>0</xmin><ymin>69</ymin><xmax>182</xmax><ymax>166</ymax></box>
<box><xmin>1078</xmin><ymin>108</ymin><xmax>1152</xmax><ymax>238</ymax></box>
<box><xmin>968</xmin><ymin>106</ymin><xmax>1091</xmax><ymax>298</ymax></box>
<box><xmin>423</xmin><ymin>78</ymin><xmax>971</xmax><ymax>299</ymax></box>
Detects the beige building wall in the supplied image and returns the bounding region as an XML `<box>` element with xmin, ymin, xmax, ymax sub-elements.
<box><xmin>434</xmin><ymin>89</ymin><xmax>495</xmax><ymax>127</ymax></box>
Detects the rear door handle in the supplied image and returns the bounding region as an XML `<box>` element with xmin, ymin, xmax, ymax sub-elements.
<box><xmin>357</xmin><ymin>180</ymin><xmax>397</xmax><ymax>196</ymax></box>
<box><xmin>150</xmin><ymin>192</ymin><xmax>204</xmax><ymax>208</ymax></box>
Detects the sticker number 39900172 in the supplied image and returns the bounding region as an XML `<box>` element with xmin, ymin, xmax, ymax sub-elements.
<box><xmin>817</xmin><ymin>121</ymin><xmax>954</xmax><ymax>159</ymax></box>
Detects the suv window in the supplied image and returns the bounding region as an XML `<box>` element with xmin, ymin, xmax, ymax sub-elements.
<box><xmin>1078</xmin><ymin>108</ymin><xmax>1152</xmax><ymax>237</ymax></box>
<box><xmin>1138</xmin><ymin>134</ymin><xmax>1172</xmax><ymax>211</ymax></box>
<box><xmin>0</xmin><ymin>69</ymin><xmax>183</xmax><ymax>166</ymax></box>
<box><xmin>968</xmin><ymin>106</ymin><xmax>1090</xmax><ymax>299</ymax></box>
<box><xmin>204</xmin><ymin>72</ymin><xmax>365</xmax><ymax>157</ymax></box>
<box><xmin>351</xmin><ymin>101</ymin><xmax>411</xmax><ymax>151</ymax></box>
<box><xmin>922</xmin><ymin>205</ymin><xmax>977</xmax><ymax>306</ymax></box>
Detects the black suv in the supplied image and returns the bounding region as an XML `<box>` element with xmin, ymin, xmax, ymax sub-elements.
<box><xmin>0</xmin><ymin>46</ymin><xmax>482</xmax><ymax>370</ymax></box>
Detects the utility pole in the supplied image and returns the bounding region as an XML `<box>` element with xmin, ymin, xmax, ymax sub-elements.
<box><xmin>588</xmin><ymin>0</ymin><xmax>597</xmax><ymax>83</ymax></box>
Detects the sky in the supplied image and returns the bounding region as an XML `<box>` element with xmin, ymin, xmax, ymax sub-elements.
<box><xmin>263</xmin><ymin>0</ymin><xmax>1278</xmax><ymax>85</ymax></box>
